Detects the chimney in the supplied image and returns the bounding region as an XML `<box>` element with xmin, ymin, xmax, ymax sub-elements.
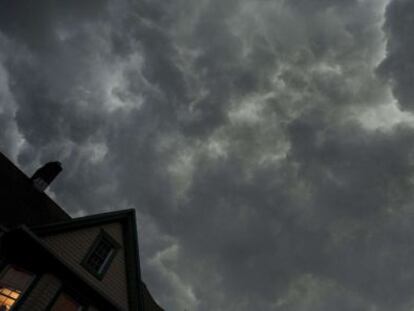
<box><xmin>30</xmin><ymin>161</ymin><xmax>62</xmax><ymax>192</ymax></box>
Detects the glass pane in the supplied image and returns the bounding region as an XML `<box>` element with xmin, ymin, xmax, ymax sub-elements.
<box><xmin>0</xmin><ymin>292</ymin><xmax>19</xmax><ymax>310</ymax></box>
<box><xmin>85</xmin><ymin>237</ymin><xmax>115</xmax><ymax>275</ymax></box>
<box><xmin>0</xmin><ymin>266</ymin><xmax>33</xmax><ymax>311</ymax></box>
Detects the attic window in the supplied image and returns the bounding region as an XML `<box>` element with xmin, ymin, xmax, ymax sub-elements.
<box><xmin>82</xmin><ymin>231</ymin><xmax>120</xmax><ymax>280</ymax></box>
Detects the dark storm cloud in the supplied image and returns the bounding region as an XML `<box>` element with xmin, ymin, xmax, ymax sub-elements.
<box><xmin>3</xmin><ymin>0</ymin><xmax>414</xmax><ymax>310</ymax></box>
<box><xmin>378</xmin><ymin>0</ymin><xmax>414</xmax><ymax>112</ymax></box>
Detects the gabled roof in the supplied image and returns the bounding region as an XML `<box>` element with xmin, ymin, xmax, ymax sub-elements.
<box><xmin>142</xmin><ymin>282</ymin><xmax>164</xmax><ymax>311</ymax></box>
<box><xmin>31</xmin><ymin>209</ymin><xmax>145</xmax><ymax>311</ymax></box>
<box><xmin>2</xmin><ymin>226</ymin><xmax>123</xmax><ymax>310</ymax></box>
<box><xmin>32</xmin><ymin>209</ymin><xmax>137</xmax><ymax>236</ymax></box>
<box><xmin>0</xmin><ymin>150</ymin><xmax>164</xmax><ymax>310</ymax></box>
<box><xmin>0</xmin><ymin>151</ymin><xmax>70</xmax><ymax>227</ymax></box>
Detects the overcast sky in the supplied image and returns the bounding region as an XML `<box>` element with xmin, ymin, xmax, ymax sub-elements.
<box><xmin>2</xmin><ymin>0</ymin><xmax>414</xmax><ymax>310</ymax></box>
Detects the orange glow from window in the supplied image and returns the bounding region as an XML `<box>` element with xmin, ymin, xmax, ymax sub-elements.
<box><xmin>0</xmin><ymin>265</ymin><xmax>34</xmax><ymax>310</ymax></box>
<box><xmin>0</xmin><ymin>287</ymin><xmax>21</xmax><ymax>310</ymax></box>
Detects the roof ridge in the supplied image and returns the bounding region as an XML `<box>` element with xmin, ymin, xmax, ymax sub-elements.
<box><xmin>30</xmin><ymin>208</ymin><xmax>135</xmax><ymax>235</ymax></box>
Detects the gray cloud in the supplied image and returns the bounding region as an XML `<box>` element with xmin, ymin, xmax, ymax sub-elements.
<box><xmin>378</xmin><ymin>0</ymin><xmax>414</xmax><ymax>112</ymax></box>
<box><xmin>3</xmin><ymin>0</ymin><xmax>414</xmax><ymax>310</ymax></box>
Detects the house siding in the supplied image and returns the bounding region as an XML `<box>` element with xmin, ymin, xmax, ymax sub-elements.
<box><xmin>40</xmin><ymin>222</ymin><xmax>129</xmax><ymax>310</ymax></box>
<box><xmin>20</xmin><ymin>274</ymin><xmax>61</xmax><ymax>311</ymax></box>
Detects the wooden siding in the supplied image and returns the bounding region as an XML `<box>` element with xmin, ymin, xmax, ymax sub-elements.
<box><xmin>40</xmin><ymin>222</ymin><xmax>129</xmax><ymax>310</ymax></box>
<box><xmin>20</xmin><ymin>274</ymin><xmax>61</xmax><ymax>311</ymax></box>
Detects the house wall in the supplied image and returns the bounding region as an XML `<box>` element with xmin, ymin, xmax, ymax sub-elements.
<box><xmin>19</xmin><ymin>274</ymin><xmax>61</xmax><ymax>311</ymax></box>
<box><xmin>40</xmin><ymin>222</ymin><xmax>129</xmax><ymax>310</ymax></box>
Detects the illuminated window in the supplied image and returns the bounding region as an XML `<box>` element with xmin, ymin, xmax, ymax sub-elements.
<box><xmin>82</xmin><ymin>231</ymin><xmax>119</xmax><ymax>279</ymax></box>
<box><xmin>0</xmin><ymin>266</ymin><xmax>34</xmax><ymax>310</ymax></box>
<box><xmin>50</xmin><ymin>292</ymin><xmax>84</xmax><ymax>311</ymax></box>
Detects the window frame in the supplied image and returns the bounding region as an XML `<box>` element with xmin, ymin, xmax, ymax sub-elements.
<box><xmin>0</xmin><ymin>264</ymin><xmax>36</xmax><ymax>310</ymax></box>
<box><xmin>81</xmin><ymin>230</ymin><xmax>120</xmax><ymax>280</ymax></box>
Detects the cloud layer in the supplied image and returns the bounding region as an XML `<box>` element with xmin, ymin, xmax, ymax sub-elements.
<box><xmin>2</xmin><ymin>0</ymin><xmax>414</xmax><ymax>310</ymax></box>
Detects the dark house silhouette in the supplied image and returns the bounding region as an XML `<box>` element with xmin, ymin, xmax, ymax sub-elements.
<box><xmin>0</xmin><ymin>152</ymin><xmax>163</xmax><ymax>310</ymax></box>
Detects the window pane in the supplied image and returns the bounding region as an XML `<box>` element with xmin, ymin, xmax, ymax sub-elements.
<box><xmin>84</xmin><ymin>235</ymin><xmax>116</xmax><ymax>276</ymax></box>
<box><xmin>0</xmin><ymin>266</ymin><xmax>33</xmax><ymax>290</ymax></box>
<box><xmin>0</xmin><ymin>266</ymin><xmax>34</xmax><ymax>311</ymax></box>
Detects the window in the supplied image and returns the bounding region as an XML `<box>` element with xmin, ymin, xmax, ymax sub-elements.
<box><xmin>82</xmin><ymin>231</ymin><xmax>119</xmax><ymax>279</ymax></box>
<box><xmin>50</xmin><ymin>292</ymin><xmax>84</xmax><ymax>311</ymax></box>
<box><xmin>0</xmin><ymin>265</ymin><xmax>34</xmax><ymax>310</ymax></box>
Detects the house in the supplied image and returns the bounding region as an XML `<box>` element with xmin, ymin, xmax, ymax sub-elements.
<box><xmin>0</xmin><ymin>152</ymin><xmax>163</xmax><ymax>310</ymax></box>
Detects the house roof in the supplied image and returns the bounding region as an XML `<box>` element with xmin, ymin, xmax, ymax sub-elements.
<box><xmin>0</xmin><ymin>151</ymin><xmax>164</xmax><ymax>310</ymax></box>
<box><xmin>2</xmin><ymin>226</ymin><xmax>124</xmax><ymax>310</ymax></box>
<box><xmin>31</xmin><ymin>209</ymin><xmax>137</xmax><ymax>236</ymax></box>
<box><xmin>142</xmin><ymin>282</ymin><xmax>164</xmax><ymax>311</ymax></box>
<box><xmin>31</xmin><ymin>209</ymin><xmax>145</xmax><ymax>311</ymax></box>
<box><xmin>0</xmin><ymin>151</ymin><xmax>70</xmax><ymax>227</ymax></box>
